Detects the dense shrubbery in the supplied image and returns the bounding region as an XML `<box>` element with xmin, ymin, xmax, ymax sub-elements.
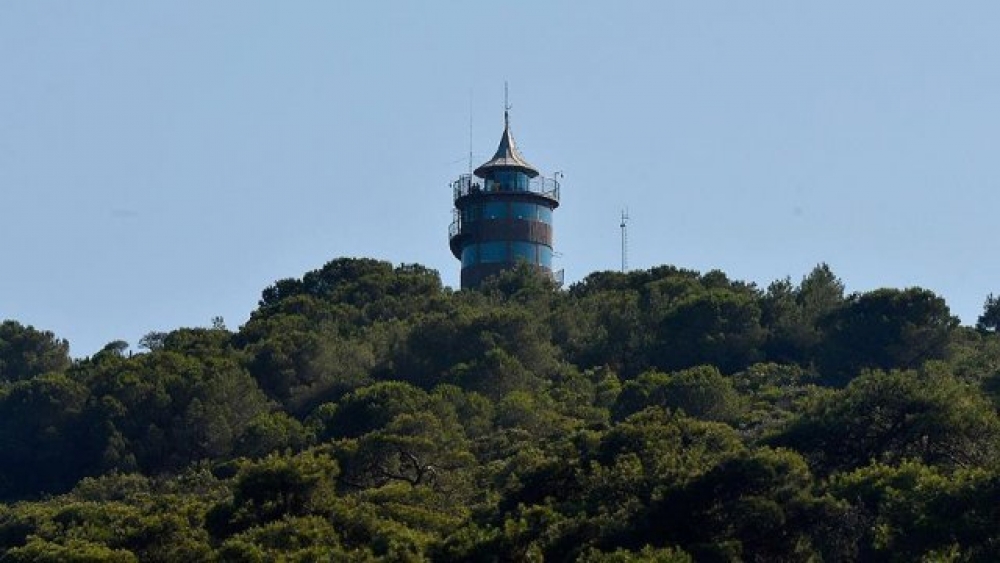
<box><xmin>2</xmin><ymin>257</ymin><xmax>999</xmax><ymax>560</ymax></box>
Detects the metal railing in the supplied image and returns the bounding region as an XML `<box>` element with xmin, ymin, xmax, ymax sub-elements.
<box><xmin>451</xmin><ymin>174</ymin><xmax>560</xmax><ymax>203</ymax></box>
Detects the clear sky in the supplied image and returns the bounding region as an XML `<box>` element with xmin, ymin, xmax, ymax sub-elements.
<box><xmin>2</xmin><ymin>2</ymin><xmax>999</xmax><ymax>356</ymax></box>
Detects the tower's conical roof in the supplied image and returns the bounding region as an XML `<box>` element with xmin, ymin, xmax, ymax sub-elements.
<box><xmin>474</xmin><ymin>111</ymin><xmax>540</xmax><ymax>178</ymax></box>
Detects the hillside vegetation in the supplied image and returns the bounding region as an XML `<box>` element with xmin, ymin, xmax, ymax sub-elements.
<box><xmin>3</xmin><ymin>258</ymin><xmax>1000</xmax><ymax>561</ymax></box>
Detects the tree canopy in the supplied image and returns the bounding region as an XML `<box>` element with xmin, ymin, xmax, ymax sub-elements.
<box><xmin>1</xmin><ymin>257</ymin><xmax>997</xmax><ymax>561</ymax></box>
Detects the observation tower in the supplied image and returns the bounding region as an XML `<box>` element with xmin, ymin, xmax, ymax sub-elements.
<box><xmin>448</xmin><ymin>110</ymin><xmax>561</xmax><ymax>289</ymax></box>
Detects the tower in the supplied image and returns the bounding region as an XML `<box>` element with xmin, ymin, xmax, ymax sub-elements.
<box><xmin>448</xmin><ymin>110</ymin><xmax>561</xmax><ymax>289</ymax></box>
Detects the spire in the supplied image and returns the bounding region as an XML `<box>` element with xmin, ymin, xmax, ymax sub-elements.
<box><xmin>473</xmin><ymin>110</ymin><xmax>540</xmax><ymax>178</ymax></box>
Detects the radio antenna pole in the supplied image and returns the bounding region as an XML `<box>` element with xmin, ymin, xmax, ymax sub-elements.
<box><xmin>468</xmin><ymin>89</ymin><xmax>474</xmax><ymax>176</ymax></box>
<box><xmin>620</xmin><ymin>209</ymin><xmax>630</xmax><ymax>273</ymax></box>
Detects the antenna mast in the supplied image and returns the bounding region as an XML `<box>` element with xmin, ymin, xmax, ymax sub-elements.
<box><xmin>620</xmin><ymin>209</ymin><xmax>630</xmax><ymax>273</ymax></box>
<box><xmin>504</xmin><ymin>81</ymin><xmax>512</xmax><ymax>121</ymax></box>
<box><xmin>468</xmin><ymin>89</ymin><xmax>474</xmax><ymax>176</ymax></box>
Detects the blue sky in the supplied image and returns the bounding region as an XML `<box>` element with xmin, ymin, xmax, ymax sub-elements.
<box><xmin>2</xmin><ymin>2</ymin><xmax>999</xmax><ymax>356</ymax></box>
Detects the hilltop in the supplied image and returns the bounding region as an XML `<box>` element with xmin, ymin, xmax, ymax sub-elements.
<box><xmin>1</xmin><ymin>257</ymin><xmax>999</xmax><ymax>561</ymax></box>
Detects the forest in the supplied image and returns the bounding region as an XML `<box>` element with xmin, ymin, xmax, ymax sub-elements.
<box><xmin>2</xmin><ymin>257</ymin><xmax>1000</xmax><ymax>562</ymax></box>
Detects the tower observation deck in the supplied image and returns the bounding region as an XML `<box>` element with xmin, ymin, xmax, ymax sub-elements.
<box><xmin>449</xmin><ymin>111</ymin><xmax>561</xmax><ymax>289</ymax></box>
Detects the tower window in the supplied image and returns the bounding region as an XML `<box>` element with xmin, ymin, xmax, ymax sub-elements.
<box><xmin>538</xmin><ymin>206</ymin><xmax>553</xmax><ymax>224</ymax></box>
<box><xmin>479</xmin><ymin>242</ymin><xmax>507</xmax><ymax>264</ymax></box>
<box><xmin>511</xmin><ymin>203</ymin><xmax>536</xmax><ymax>221</ymax></box>
<box><xmin>511</xmin><ymin>241</ymin><xmax>537</xmax><ymax>263</ymax></box>
<box><xmin>539</xmin><ymin>245</ymin><xmax>554</xmax><ymax>268</ymax></box>
<box><xmin>483</xmin><ymin>202</ymin><xmax>507</xmax><ymax>220</ymax></box>
<box><xmin>461</xmin><ymin>246</ymin><xmax>479</xmax><ymax>268</ymax></box>
<box><xmin>510</xmin><ymin>202</ymin><xmax>553</xmax><ymax>224</ymax></box>
<box><xmin>486</xmin><ymin>170</ymin><xmax>529</xmax><ymax>192</ymax></box>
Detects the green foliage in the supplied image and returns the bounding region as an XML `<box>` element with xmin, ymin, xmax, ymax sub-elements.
<box><xmin>651</xmin><ymin>286</ymin><xmax>766</xmax><ymax>374</ymax></box>
<box><xmin>613</xmin><ymin>366</ymin><xmax>742</xmax><ymax>423</ymax></box>
<box><xmin>234</xmin><ymin>412</ymin><xmax>313</xmax><ymax>459</ymax></box>
<box><xmin>332</xmin><ymin>411</ymin><xmax>475</xmax><ymax>494</ymax></box>
<box><xmin>772</xmin><ymin>366</ymin><xmax>1000</xmax><ymax>474</ymax></box>
<box><xmin>207</xmin><ymin>451</ymin><xmax>339</xmax><ymax>536</ymax></box>
<box><xmin>634</xmin><ymin>447</ymin><xmax>852</xmax><ymax>561</ymax></box>
<box><xmin>0</xmin><ymin>374</ymin><xmax>98</xmax><ymax>498</ymax></box>
<box><xmin>830</xmin><ymin>462</ymin><xmax>1000</xmax><ymax>561</ymax></box>
<box><xmin>478</xmin><ymin>261</ymin><xmax>559</xmax><ymax>306</ymax></box>
<box><xmin>761</xmin><ymin>263</ymin><xmax>845</xmax><ymax>365</ymax></box>
<box><xmin>216</xmin><ymin>515</ymin><xmax>348</xmax><ymax>562</ymax></box>
<box><xmin>730</xmin><ymin>363</ymin><xmax>827</xmax><ymax>440</ymax></box>
<box><xmin>977</xmin><ymin>292</ymin><xmax>1000</xmax><ymax>333</ymax></box>
<box><xmin>579</xmin><ymin>545</ymin><xmax>693</xmax><ymax>562</ymax></box>
<box><xmin>393</xmin><ymin>305</ymin><xmax>558</xmax><ymax>399</ymax></box>
<box><xmin>82</xmin><ymin>342</ymin><xmax>271</xmax><ymax>472</ymax></box>
<box><xmin>555</xmin><ymin>284</ymin><xmax>643</xmax><ymax>375</ymax></box>
<box><xmin>818</xmin><ymin>287</ymin><xmax>958</xmax><ymax>383</ymax></box>
<box><xmin>0</xmin><ymin>320</ymin><xmax>71</xmax><ymax>382</ymax></box>
<box><xmin>591</xmin><ymin>408</ymin><xmax>745</xmax><ymax>493</ymax></box>
<box><xmin>0</xmin><ymin>470</ymin><xmax>220</xmax><ymax>562</ymax></box>
<box><xmin>238</xmin><ymin>305</ymin><xmax>375</xmax><ymax>410</ymax></box>
<box><xmin>1</xmin><ymin>538</ymin><xmax>138</xmax><ymax>563</ymax></box>
<box><xmin>312</xmin><ymin>381</ymin><xmax>431</xmax><ymax>440</ymax></box>
<box><xmin>4</xmin><ymin>257</ymin><xmax>1000</xmax><ymax>560</ymax></box>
